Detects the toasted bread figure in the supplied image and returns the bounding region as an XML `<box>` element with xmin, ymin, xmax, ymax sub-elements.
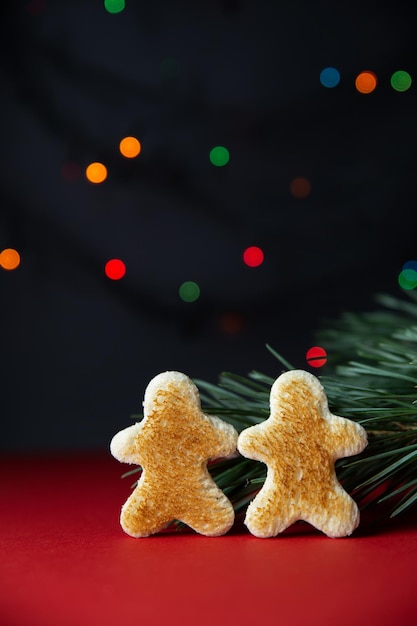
<box><xmin>110</xmin><ymin>371</ymin><xmax>238</xmax><ymax>537</ymax></box>
<box><xmin>238</xmin><ymin>370</ymin><xmax>368</xmax><ymax>538</ymax></box>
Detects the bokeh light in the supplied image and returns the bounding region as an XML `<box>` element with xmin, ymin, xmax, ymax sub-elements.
<box><xmin>320</xmin><ymin>67</ymin><xmax>340</xmax><ymax>88</ymax></box>
<box><xmin>402</xmin><ymin>260</ymin><xmax>417</xmax><ymax>273</ymax></box>
<box><xmin>179</xmin><ymin>281</ymin><xmax>200</xmax><ymax>302</ymax></box>
<box><xmin>104</xmin><ymin>0</ymin><xmax>125</xmax><ymax>14</ymax></box>
<box><xmin>61</xmin><ymin>161</ymin><xmax>81</xmax><ymax>182</ymax></box>
<box><xmin>390</xmin><ymin>70</ymin><xmax>412</xmax><ymax>92</ymax></box>
<box><xmin>26</xmin><ymin>0</ymin><xmax>46</xmax><ymax>15</ymax></box>
<box><xmin>219</xmin><ymin>312</ymin><xmax>245</xmax><ymax>335</ymax></box>
<box><xmin>398</xmin><ymin>271</ymin><xmax>417</xmax><ymax>290</ymax></box>
<box><xmin>398</xmin><ymin>269</ymin><xmax>417</xmax><ymax>290</ymax></box>
<box><xmin>105</xmin><ymin>259</ymin><xmax>126</xmax><ymax>280</ymax></box>
<box><xmin>119</xmin><ymin>136</ymin><xmax>141</xmax><ymax>158</ymax></box>
<box><xmin>398</xmin><ymin>260</ymin><xmax>417</xmax><ymax>290</ymax></box>
<box><xmin>0</xmin><ymin>248</ymin><xmax>21</xmax><ymax>270</ymax></box>
<box><xmin>355</xmin><ymin>71</ymin><xmax>377</xmax><ymax>94</ymax></box>
<box><xmin>209</xmin><ymin>146</ymin><xmax>230</xmax><ymax>167</ymax></box>
<box><xmin>85</xmin><ymin>162</ymin><xmax>108</xmax><ymax>184</ymax></box>
<box><xmin>243</xmin><ymin>246</ymin><xmax>264</xmax><ymax>268</ymax></box>
<box><xmin>306</xmin><ymin>346</ymin><xmax>328</xmax><ymax>368</ymax></box>
<box><xmin>289</xmin><ymin>177</ymin><xmax>311</xmax><ymax>199</ymax></box>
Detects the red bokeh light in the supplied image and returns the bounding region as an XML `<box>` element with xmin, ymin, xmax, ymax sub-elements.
<box><xmin>289</xmin><ymin>177</ymin><xmax>312</xmax><ymax>199</ymax></box>
<box><xmin>219</xmin><ymin>312</ymin><xmax>245</xmax><ymax>335</ymax></box>
<box><xmin>306</xmin><ymin>346</ymin><xmax>328</xmax><ymax>368</ymax></box>
<box><xmin>243</xmin><ymin>246</ymin><xmax>264</xmax><ymax>268</ymax></box>
<box><xmin>105</xmin><ymin>259</ymin><xmax>126</xmax><ymax>280</ymax></box>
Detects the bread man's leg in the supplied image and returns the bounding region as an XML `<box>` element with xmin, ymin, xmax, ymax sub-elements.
<box><xmin>120</xmin><ymin>486</ymin><xmax>172</xmax><ymax>537</ymax></box>
<box><xmin>179</xmin><ymin>488</ymin><xmax>235</xmax><ymax>537</ymax></box>
<box><xmin>304</xmin><ymin>490</ymin><xmax>360</xmax><ymax>538</ymax></box>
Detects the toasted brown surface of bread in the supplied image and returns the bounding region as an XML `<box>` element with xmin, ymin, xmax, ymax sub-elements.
<box><xmin>111</xmin><ymin>371</ymin><xmax>238</xmax><ymax>537</ymax></box>
<box><xmin>238</xmin><ymin>369</ymin><xmax>368</xmax><ymax>538</ymax></box>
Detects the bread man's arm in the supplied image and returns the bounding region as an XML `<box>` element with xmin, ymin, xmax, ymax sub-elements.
<box><xmin>205</xmin><ymin>414</ymin><xmax>238</xmax><ymax>460</ymax></box>
<box><xmin>329</xmin><ymin>415</ymin><xmax>368</xmax><ymax>460</ymax></box>
<box><xmin>110</xmin><ymin>422</ymin><xmax>145</xmax><ymax>465</ymax></box>
<box><xmin>237</xmin><ymin>423</ymin><xmax>269</xmax><ymax>462</ymax></box>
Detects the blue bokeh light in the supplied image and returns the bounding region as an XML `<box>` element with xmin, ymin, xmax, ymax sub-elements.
<box><xmin>320</xmin><ymin>67</ymin><xmax>340</xmax><ymax>88</ymax></box>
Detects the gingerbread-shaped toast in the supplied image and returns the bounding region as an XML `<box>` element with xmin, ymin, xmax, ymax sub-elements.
<box><xmin>238</xmin><ymin>369</ymin><xmax>368</xmax><ymax>538</ymax></box>
<box><xmin>110</xmin><ymin>371</ymin><xmax>238</xmax><ymax>537</ymax></box>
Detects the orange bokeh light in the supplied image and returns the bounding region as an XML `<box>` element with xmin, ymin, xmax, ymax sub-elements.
<box><xmin>85</xmin><ymin>162</ymin><xmax>108</xmax><ymax>183</ymax></box>
<box><xmin>119</xmin><ymin>136</ymin><xmax>141</xmax><ymax>158</ymax></box>
<box><xmin>0</xmin><ymin>248</ymin><xmax>21</xmax><ymax>270</ymax></box>
<box><xmin>289</xmin><ymin>177</ymin><xmax>311</xmax><ymax>199</ymax></box>
<box><xmin>355</xmin><ymin>71</ymin><xmax>377</xmax><ymax>94</ymax></box>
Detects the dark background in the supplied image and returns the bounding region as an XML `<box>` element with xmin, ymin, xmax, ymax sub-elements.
<box><xmin>1</xmin><ymin>0</ymin><xmax>416</xmax><ymax>450</ymax></box>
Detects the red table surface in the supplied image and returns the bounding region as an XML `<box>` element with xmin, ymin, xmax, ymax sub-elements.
<box><xmin>1</xmin><ymin>453</ymin><xmax>416</xmax><ymax>626</ymax></box>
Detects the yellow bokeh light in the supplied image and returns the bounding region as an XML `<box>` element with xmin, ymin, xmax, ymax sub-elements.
<box><xmin>85</xmin><ymin>162</ymin><xmax>108</xmax><ymax>183</ymax></box>
<box><xmin>119</xmin><ymin>136</ymin><xmax>141</xmax><ymax>158</ymax></box>
<box><xmin>0</xmin><ymin>248</ymin><xmax>21</xmax><ymax>270</ymax></box>
<box><xmin>355</xmin><ymin>71</ymin><xmax>377</xmax><ymax>94</ymax></box>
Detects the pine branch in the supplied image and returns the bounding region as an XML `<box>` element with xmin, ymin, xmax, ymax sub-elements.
<box><xmin>197</xmin><ymin>294</ymin><xmax>417</xmax><ymax>521</ymax></box>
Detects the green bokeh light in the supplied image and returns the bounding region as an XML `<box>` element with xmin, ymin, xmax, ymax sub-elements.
<box><xmin>390</xmin><ymin>71</ymin><xmax>412</xmax><ymax>92</ymax></box>
<box><xmin>398</xmin><ymin>269</ymin><xmax>417</xmax><ymax>290</ymax></box>
<box><xmin>209</xmin><ymin>146</ymin><xmax>230</xmax><ymax>167</ymax></box>
<box><xmin>179</xmin><ymin>281</ymin><xmax>200</xmax><ymax>302</ymax></box>
<box><xmin>104</xmin><ymin>0</ymin><xmax>125</xmax><ymax>14</ymax></box>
